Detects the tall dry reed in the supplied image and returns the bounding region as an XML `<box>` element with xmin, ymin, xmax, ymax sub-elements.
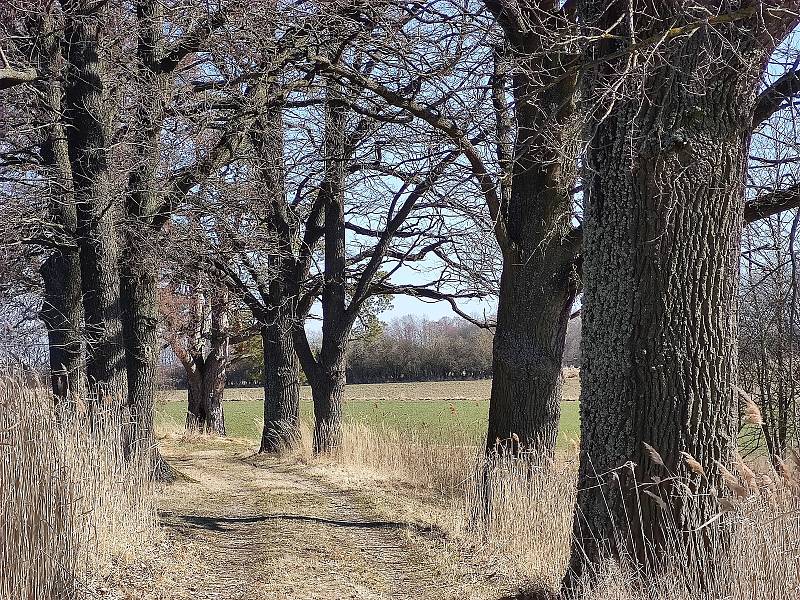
<box><xmin>0</xmin><ymin>378</ymin><xmax>156</xmax><ymax>600</ymax></box>
<box><xmin>317</xmin><ymin>420</ymin><xmax>800</xmax><ymax>599</ymax></box>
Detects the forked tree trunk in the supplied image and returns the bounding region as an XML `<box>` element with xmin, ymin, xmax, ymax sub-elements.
<box><xmin>118</xmin><ymin>0</ymin><xmax>174</xmax><ymax>480</ymax></box>
<box><xmin>488</xmin><ymin>252</ymin><xmax>577</xmax><ymax>458</ymax></box>
<box><xmin>184</xmin><ymin>362</ymin><xmax>227</xmax><ymax>435</ymax></box>
<box><xmin>260</xmin><ymin>315</ymin><xmax>300</xmax><ymax>452</ymax></box>
<box><xmin>182</xmin><ymin>329</ymin><xmax>228</xmax><ymax>437</ymax></box>
<box><xmin>251</xmin><ymin>97</ymin><xmax>302</xmax><ymax>453</ymax></box>
<box><xmin>566</xmin><ymin>7</ymin><xmax>768</xmax><ymax>585</ymax></box>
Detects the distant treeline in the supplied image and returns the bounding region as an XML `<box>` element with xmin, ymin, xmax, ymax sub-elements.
<box><xmin>346</xmin><ymin>316</ymin><xmax>494</xmax><ymax>383</ymax></box>
<box><xmin>160</xmin><ymin>314</ymin><xmax>581</xmax><ymax>389</ymax></box>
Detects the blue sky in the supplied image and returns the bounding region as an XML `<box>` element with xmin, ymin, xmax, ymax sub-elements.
<box><xmin>382</xmin><ymin>294</ymin><xmax>497</xmax><ymax>321</ymax></box>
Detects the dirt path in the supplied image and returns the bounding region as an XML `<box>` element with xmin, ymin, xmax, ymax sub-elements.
<box><xmin>146</xmin><ymin>440</ymin><xmax>504</xmax><ymax>600</ymax></box>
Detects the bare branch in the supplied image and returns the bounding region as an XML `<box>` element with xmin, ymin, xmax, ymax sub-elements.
<box><xmin>156</xmin><ymin>11</ymin><xmax>226</xmax><ymax>74</ymax></box>
<box><xmin>745</xmin><ymin>184</ymin><xmax>800</xmax><ymax>223</ymax></box>
<box><xmin>753</xmin><ymin>67</ymin><xmax>800</xmax><ymax>129</ymax></box>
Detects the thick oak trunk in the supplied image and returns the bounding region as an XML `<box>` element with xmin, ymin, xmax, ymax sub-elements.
<box><xmin>308</xmin><ymin>81</ymin><xmax>350</xmax><ymax>455</ymax></box>
<box><xmin>253</xmin><ymin>100</ymin><xmax>301</xmax><ymax>451</ymax></box>
<box><xmin>120</xmin><ymin>241</ymin><xmax>173</xmax><ymax>479</ymax></box>
<box><xmin>116</xmin><ymin>0</ymin><xmax>175</xmax><ymax>479</ymax></box>
<box><xmin>183</xmin><ymin>350</ymin><xmax>227</xmax><ymax>436</ymax></box>
<box><xmin>36</xmin><ymin>12</ymin><xmax>84</xmax><ymax>404</ymax></box>
<box><xmin>567</xmin><ymin>8</ymin><xmax>768</xmax><ymax>584</ymax></box>
<box><xmin>310</xmin><ymin>360</ymin><xmax>345</xmax><ymax>454</ymax></box>
<box><xmin>186</xmin><ymin>374</ymin><xmax>204</xmax><ymax>431</ymax></box>
<box><xmin>61</xmin><ymin>0</ymin><xmax>126</xmax><ymax>401</ymax></box>
<box><xmin>202</xmin><ymin>350</ymin><xmax>227</xmax><ymax>436</ymax></box>
<box><xmin>488</xmin><ymin>252</ymin><xmax>577</xmax><ymax>458</ymax></box>
<box><xmin>484</xmin><ymin>37</ymin><xmax>580</xmax><ymax>463</ymax></box>
<box><xmin>260</xmin><ymin>317</ymin><xmax>300</xmax><ymax>452</ymax></box>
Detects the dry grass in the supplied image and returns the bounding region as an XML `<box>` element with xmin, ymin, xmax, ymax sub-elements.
<box><xmin>300</xmin><ymin>421</ymin><xmax>800</xmax><ymax>599</ymax></box>
<box><xmin>0</xmin><ymin>379</ymin><xmax>157</xmax><ymax>600</ymax></box>
<box><xmin>151</xmin><ymin>380</ymin><xmax>800</xmax><ymax>598</ymax></box>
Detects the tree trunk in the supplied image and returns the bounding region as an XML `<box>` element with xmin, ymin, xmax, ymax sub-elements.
<box><xmin>120</xmin><ymin>241</ymin><xmax>173</xmax><ymax>479</ymax></box>
<box><xmin>311</xmin><ymin>358</ymin><xmax>345</xmax><ymax>454</ymax></box>
<box><xmin>202</xmin><ymin>350</ymin><xmax>227</xmax><ymax>436</ymax></box>
<box><xmin>310</xmin><ymin>79</ymin><xmax>350</xmax><ymax>455</ymax></box>
<box><xmin>251</xmin><ymin>92</ymin><xmax>303</xmax><ymax>453</ymax></box>
<box><xmin>186</xmin><ymin>371</ymin><xmax>204</xmax><ymax>431</ymax></box>
<box><xmin>117</xmin><ymin>0</ymin><xmax>176</xmax><ymax>479</ymax></box>
<box><xmin>566</xmin><ymin>8</ymin><xmax>768</xmax><ymax>584</ymax></box>
<box><xmin>484</xmin><ymin>36</ymin><xmax>580</xmax><ymax>463</ymax></box>
<box><xmin>39</xmin><ymin>252</ymin><xmax>83</xmax><ymax>402</ymax></box>
<box><xmin>488</xmin><ymin>252</ymin><xmax>577</xmax><ymax>458</ymax></box>
<box><xmin>36</xmin><ymin>8</ymin><xmax>84</xmax><ymax>404</ymax></box>
<box><xmin>61</xmin><ymin>0</ymin><xmax>126</xmax><ymax>401</ymax></box>
<box><xmin>260</xmin><ymin>316</ymin><xmax>300</xmax><ymax>452</ymax></box>
<box><xmin>181</xmin><ymin>346</ymin><xmax>227</xmax><ymax>436</ymax></box>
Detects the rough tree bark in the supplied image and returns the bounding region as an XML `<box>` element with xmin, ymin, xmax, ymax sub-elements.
<box><xmin>117</xmin><ymin>0</ymin><xmax>178</xmax><ymax>478</ymax></box>
<box><xmin>308</xmin><ymin>82</ymin><xmax>351</xmax><ymax>454</ymax></box>
<box><xmin>40</xmin><ymin>252</ymin><xmax>82</xmax><ymax>401</ymax></box>
<box><xmin>36</xmin><ymin>8</ymin><xmax>83</xmax><ymax>403</ymax></box>
<box><xmin>488</xmin><ymin>252</ymin><xmax>577</xmax><ymax>457</ymax></box>
<box><xmin>566</xmin><ymin>1</ymin><xmax>796</xmax><ymax>586</ymax></box>
<box><xmin>120</xmin><ymin>0</ymin><xmax>223</xmax><ymax>476</ymax></box>
<box><xmin>250</xmin><ymin>100</ymin><xmax>303</xmax><ymax>453</ymax></box>
<box><xmin>481</xmin><ymin>4</ymin><xmax>581</xmax><ymax>460</ymax></box>
<box><xmin>260</xmin><ymin>307</ymin><xmax>300</xmax><ymax>452</ymax></box>
<box><xmin>308</xmin><ymin>350</ymin><xmax>347</xmax><ymax>453</ymax></box>
<box><xmin>120</xmin><ymin>235</ymin><xmax>170</xmax><ymax>470</ymax></box>
<box><xmin>60</xmin><ymin>0</ymin><xmax>126</xmax><ymax>400</ymax></box>
<box><xmin>201</xmin><ymin>296</ymin><xmax>229</xmax><ymax>436</ymax></box>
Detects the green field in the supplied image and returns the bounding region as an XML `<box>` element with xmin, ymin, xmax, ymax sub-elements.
<box><xmin>156</xmin><ymin>379</ymin><xmax>582</xmax><ymax>447</ymax></box>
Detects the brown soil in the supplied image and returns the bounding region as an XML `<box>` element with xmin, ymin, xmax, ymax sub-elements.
<box><xmin>125</xmin><ymin>438</ymin><xmax>509</xmax><ymax>600</ymax></box>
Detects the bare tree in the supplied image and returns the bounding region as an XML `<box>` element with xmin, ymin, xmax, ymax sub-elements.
<box><xmin>194</xmin><ymin>3</ymin><xmax>483</xmax><ymax>454</ymax></box>
<box><xmin>160</xmin><ymin>273</ymin><xmax>246</xmax><ymax>435</ymax></box>
<box><xmin>739</xmin><ymin>90</ymin><xmax>800</xmax><ymax>464</ymax></box>
<box><xmin>307</xmin><ymin>0</ymin><xmax>583</xmax><ymax>461</ymax></box>
<box><xmin>740</xmin><ymin>213</ymin><xmax>800</xmax><ymax>465</ymax></box>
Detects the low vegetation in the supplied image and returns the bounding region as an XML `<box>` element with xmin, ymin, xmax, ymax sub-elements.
<box><xmin>0</xmin><ymin>381</ymin><xmax>157</xmax><ymax>599</ymax></box>
<box><xmin>151</xmin><ymin>376</ymin><xmax>800</xmax><ymax>598</ymax></box>
<box><xmin>293</xmin><ymin>420</ymin><xmax>800</xmax><ymax>599</ymax></box>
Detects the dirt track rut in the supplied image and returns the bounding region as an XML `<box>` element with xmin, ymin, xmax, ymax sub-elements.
<box><xmin>151</xmin><ymin>442</ymin><xmax>492</xmax><ymax>600</ymax></box>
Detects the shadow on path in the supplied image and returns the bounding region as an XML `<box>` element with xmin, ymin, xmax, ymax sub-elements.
<box><xmin>161</xmin><ymin>512</ymin><xmax>444</xmax><ymax>537</ymax></box>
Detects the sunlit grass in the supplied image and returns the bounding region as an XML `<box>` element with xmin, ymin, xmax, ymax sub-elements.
<box><xmin>155</xmin><ymin>394</ymin><xmax>581</xmax><ymax>447</ymax></box>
